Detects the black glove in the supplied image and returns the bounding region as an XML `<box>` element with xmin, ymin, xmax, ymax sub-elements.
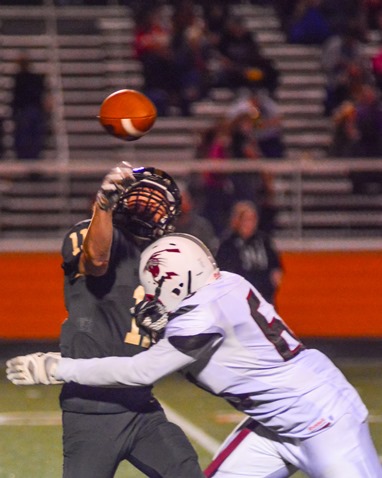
<box><xmin>132</xmin><ymin>299</ymin><xmax>169</xmax><ymax>341</ymax></box>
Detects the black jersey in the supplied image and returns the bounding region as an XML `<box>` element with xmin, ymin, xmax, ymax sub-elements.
<box><xmin>216</xmin><ymin>231</ymin><xmax>282</xmax><ymax>304</ymax></box>
<box><xmin>59</xmin><ymin>219</ymin><xmax>160</xmax><ymax>414</ymax></box>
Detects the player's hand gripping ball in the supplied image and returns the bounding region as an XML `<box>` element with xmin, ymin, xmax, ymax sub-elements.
<box><xmin>98</xmin><ymin>89</ymin><xmax>157</xmax><ymax>141</ymax></box>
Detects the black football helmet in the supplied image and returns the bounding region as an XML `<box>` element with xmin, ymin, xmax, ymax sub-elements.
<box><xmin>113</xmin><ymin>167</ymin><xmax>181</xmax><ymax>242</ymax></box>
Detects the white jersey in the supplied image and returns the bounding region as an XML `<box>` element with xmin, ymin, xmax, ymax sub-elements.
<box><xmin>57</xmin><ymin>272</ymin><xmax>367</xmax><ymax>439</ymax></box>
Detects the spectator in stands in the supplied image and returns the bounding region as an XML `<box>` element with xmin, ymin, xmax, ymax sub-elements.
<box><xmin>226</xmin><ymin>90</ymin><xmax>279</xmax><ymax>233</ymax></box>
<box><xmin>368</xmin><ymin>9</ymin><xmax>382</xmax><ymax>91</ymax></box>
<box><xmin>350</xmin><ymin>83</ymin><xmax>382</xmax><ymax>194</ymax></box>
<box><xmin>133</xmin><ymin>5</ymin><xmax>177</xmax><ymax>116</ymax></box>
<box><xmin>216</xmin><ymin>200</ymin><xmax>283</xmax><ymax>305</ymax></box>
<box><xmin>274</xmin><ymin>0</ymin><xmax>300</xmax><ymax>34</ymax></box>
<box><xmin>196</xmin><ymin>118</ymin><xmax>235</xmax><ymax>235</ymax></box>
<box><xmin>319</xmin><ymin>0</ymin><xmax>366</xmax><ymax>37</ymax></box>
<box><xmin>229</xmin><ymin>109</ymin><xmax>265</xmax><ymax>204</ymax></box>
<box><xmin>371</xmin><ymin>44</ymin><xmax>382</xmax><ymax>91</ymax></box>
<box><xmin>328</xmin><ymin>100</ymin><xmax>360</xmax><ymax>157</ymax></box>
<box><xmin>201</xmin><ymin>2</ymin><xmax>229</xmax><ymax>49</ymax></box>
<box><xmin>321</xmin><ymin>25</ymin><xmax>372</xmax><ymax>115</ymax></box>
<box><xmin>10</xmin><ymin>52</ymin><xmax>49</xmax><ymax>160</ymax></box>
<box><xmin>197</xmin><ymin>101</ymin><xmax>278</xmax><ymax>235</ymax></box>
<box><xmin>353</xmin><ymin>84</ymin><xmax>382</xmax><ymax>157</ymax></box>
<box><xmin>329</xmin><ymin>85</ymin><xmax>382</xmax><ymax>193</ymax></box>
<box><xmin>175</xmin><ymin>183</ymin><xmax>219</xmax><ymax>254</ymax></box>
<box><xmin>287</xmin><ymin>0</ymin><xmax>332</xmax><ymax>45</ymax></box>
<box><xmin>228</xmin><ymin>88</ymin><xmax>285</xmax><ymax>158</ymax></box>
<box><xmin>212</xmin><ymin>16</ymin><xmax>279</xmax><ymax>97</ymax></box>
<box><xmin>170</xmin><ymin>1</ymin><xmax>212</xmax><ymax>115</ymax></box>
<box><xmin>372</xmin><ymin>52</ymin><xmax>382</xmax><ymax>90</ymax></box>
<box><xmin>134</xmin><ymin>1</ymin><xmax>214</xmax><ymax>116</ymax></box>
<box><xmin>362</xmin><ymin>0</ymin><xmax>382</xmax><ymax>31</ymax></box>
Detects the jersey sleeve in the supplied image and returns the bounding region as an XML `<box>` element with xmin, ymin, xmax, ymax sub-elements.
<box><xmin>164</xmin><ymin>304</ymin><xmax>224</xmax><ymax>360</ymax></box>
<box><xmin>61</xmin><ymin>220</ymin><xmax>91</xmax><ymax>280</ymax></box>
<box><xmin>56</xmin><ymin>296</ymin><xmax>225</xmax><ymax>386</ymax></box>
<box><xmin>166</xmin><ymin>303</ymin><xmax>223</xmax><ymax>338</ymax></box>
<box><xmin>56</xmin><ymin>338</ymin><xmax>196</xmax><ymax>387</ymax></box>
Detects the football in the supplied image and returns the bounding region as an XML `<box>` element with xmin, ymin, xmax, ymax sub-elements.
<box><xmin>98</xmin><ymin>89</ymin><xmax>157</xmax><ymax>141</ymax></box>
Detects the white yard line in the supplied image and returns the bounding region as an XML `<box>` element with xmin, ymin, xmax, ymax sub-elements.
<box><xmin>369</xmin><ymin>415</ymin><xmax>382</xmax><ymax>423</ymax></box>
<box><xmin>0</xmin><ymin>411</ymin><xmax>61</xmax><ymax>426</ymax></box>
<box><xmin>0</xmin><ymin>405</ymin><xmax>221</xmax><ymax>456</ymax></box>
<box><xmin>162</xmin><ymin>402</ymin><xmax>221</xmax><ymax>455</ymax></box>
<box><xmin>1</xmin><ymin>407</ymin><xmax>382</xmax><ymax>463</ymax></box>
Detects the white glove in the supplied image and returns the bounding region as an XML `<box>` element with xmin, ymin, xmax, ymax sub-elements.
<box><xmin>6</xmin><ymin>352</ymin><xmax>63</xmax><ymax>385</ymax></box>
<box><xmin>96</xmin><ymin>161</ymin><xmax>135</xmax><ymax>211</ymax></box>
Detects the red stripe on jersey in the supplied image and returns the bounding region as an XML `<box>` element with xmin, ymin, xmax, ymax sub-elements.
<box><xmin>204</xmin><ymin>427</ymin><xmax>252</xmax><ymax>477</ymax></box>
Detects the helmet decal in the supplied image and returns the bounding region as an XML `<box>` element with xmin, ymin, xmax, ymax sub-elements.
<box><xmin>139</xmin><ymin>233</ymin><xmax>220</xmax><ymax>312</ymax></box>
<box><xmin>145</xmin><ymin>249</ymin><xmax>181</xmax><ymax>281</ymax></box>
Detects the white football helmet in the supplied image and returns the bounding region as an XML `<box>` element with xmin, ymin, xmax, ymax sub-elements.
<box><xmin>139</xmin><ymin>233</ymin><xmax>220</xmax><ymax>312</ymax></box>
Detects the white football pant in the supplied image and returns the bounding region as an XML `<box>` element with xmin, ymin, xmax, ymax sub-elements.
<box><xmin>205</xmin><ymin>414</ymin><xmax>382</xmax><ymax>478</ymax></box>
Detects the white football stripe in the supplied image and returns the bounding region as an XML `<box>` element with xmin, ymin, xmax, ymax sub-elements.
<box><xmin>162</xmin><ymin>402</ymin><xmax>220</xmax><ymax>454</ymax></box>
<box><xmin>0</xmin><ymin>411</ymin><xmax>61</xmax><ymax>425</ymax></box>
<box><xmin>1</xmin><ymin>409</ymin><xmax>382</xmax><ymax>465</ymax></box>
<box><xmin>121</xmin><ymin>118</ymin><xmax>146</xmax><ymax>137</ymax></box>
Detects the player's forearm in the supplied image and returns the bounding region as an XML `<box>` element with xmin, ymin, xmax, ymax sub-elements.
<box><xmin>80</xmin><ymin>204</ymin><xmax>113</xmax><ymax>275</ymax></box>
<box><xmin>56</xmin><ymin>340</ymin><xmax>195</xmax><ymax>387</ymax></box>
<box><xmin>56</xmin><ymin>357</ymin><xmax>141</xmax><ymax>386</ymax></box>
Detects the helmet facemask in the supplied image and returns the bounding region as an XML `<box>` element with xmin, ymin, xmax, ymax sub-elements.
<box><xmin>113</xmin><ymin>168</ymin><xmax>181</xmax><ymax>242</ymax></box>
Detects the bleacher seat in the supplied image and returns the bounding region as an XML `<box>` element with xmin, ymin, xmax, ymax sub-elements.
<box><xmin>0</xmin><ymin>2</ymin><xmax>381</xmax><ymax>244</ymax></box>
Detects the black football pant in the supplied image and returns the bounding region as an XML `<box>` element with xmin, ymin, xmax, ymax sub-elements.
<box><xmin>62</xmin><ymin>408</ymin><xmax>204</xmax><ymax>478</ymax></box>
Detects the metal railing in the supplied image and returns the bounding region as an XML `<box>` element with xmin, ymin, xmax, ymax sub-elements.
<box><xmin>0</xmin><ymin>157</ymin><xmax>381</xmax><ymax>252</ymax></box>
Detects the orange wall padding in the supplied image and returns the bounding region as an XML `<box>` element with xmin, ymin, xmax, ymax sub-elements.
<box><xmin>0</xmin><ymin>251</ymin><xmax>381</xmax><ymax>339</ymax></box>
<box><xmin>0</xmin><ymin>253</ymin><xmax>66</xmax><ymax>339</ymax></box>
<box><xmin>276</xmin><ymin>251</ymin><xmax>382</xmax><ymax>338</ymax></box>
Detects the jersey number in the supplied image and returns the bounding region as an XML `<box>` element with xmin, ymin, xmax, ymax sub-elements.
<box><xmin>247</xmin><ymin>291</ymin><xmax>304</xmax><ymax>361</ymax></box>
<box><xmin>69</xmin><ymin>228</ymin><xmax>88</xmax><ymax>256</ymax></box>
<box><xmin>69</xmin><ymin>231</ymin><xmax>151</xmax><ymax>349</ymax></box>
<box><xmin>125</xmin><ymin>286</ymin><xmax>151</xmax><ymax>348</ymax></box>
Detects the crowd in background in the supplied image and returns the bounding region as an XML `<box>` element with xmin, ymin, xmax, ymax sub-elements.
<box><xmin>272</xmin><ymin>0</ymin><xmax>382</xmax><ymax>167</ymax></box>
<box><xmin>131</xmin><ymin>0</ymin><xmax>285</xmax><ymax>241</ymax></box>
<box><xmin>190</xmin><ymin>87</ymin><xmax>283</xmax><ymax>236</ymax></box>
<box><xmin>5</xmin><ymin>0</ymin><xmax>382</xmax><ymax>229</ymax></box>
<box><xmin>131</xmin><ymin>0</ymin><xmax>382</xmax><ymax>197</ymax></box>
<box><xmin>133</xmin><ymin>1</ymin><xmax>280</xmax><ymax>116</ymax></box>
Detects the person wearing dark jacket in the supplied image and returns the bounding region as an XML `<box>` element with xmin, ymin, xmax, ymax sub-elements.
<box><xmin>10</xmin><ymin>53</ymin><xmax>48</xmax><ymax>159</ymax></box>
<box><xmin>216</xmin><ymin>200</ymin><xmax>282</xmax><ymax>305</ymax></box>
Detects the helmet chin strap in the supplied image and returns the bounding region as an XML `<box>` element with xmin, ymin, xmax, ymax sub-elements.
<box><xmin>187</xmin><ymin>270</ymin><xmax>192</xmax><ymax>295</ymax></box>
<box><xmin>154</xmin><ymin>276</ymin><xmax>166</xmax><ymax>301</ymax></box>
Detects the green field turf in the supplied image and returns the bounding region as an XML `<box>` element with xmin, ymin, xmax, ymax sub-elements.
<box><xmin>1</xmin><ymin>359</ymin><xmax>381</xmax><ymax>478</ymax></box>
